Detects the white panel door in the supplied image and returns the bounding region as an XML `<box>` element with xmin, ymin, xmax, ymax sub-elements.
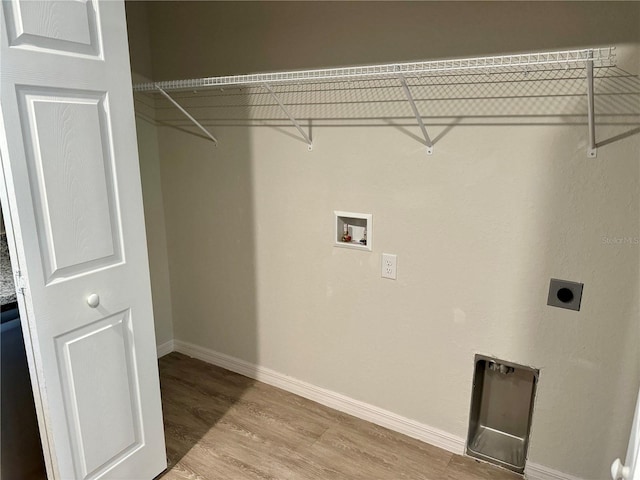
<box><xmin>611</xmin><ymin>387</ymin><xmax>640</xmax><ymax>480</ymax></box>
<box><xmin>629</xmin><ymin>390</ymin><xmax>640</xmax><ymax>480</ymax></box>
<box><xmin>0</xmin><ymin>1</ymin><xmax>166</xmax><ymax>479</ymax></box>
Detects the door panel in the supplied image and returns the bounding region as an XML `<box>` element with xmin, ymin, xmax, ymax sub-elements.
<box><xmin>17</xmin><ymin>86</ymin><xmax>123</xmax><ymax>283</ymax></box>
<box><xmin>2</xmin><ymin>0</ymin><xmax>101</xmax><ymax>57</ymax></box>
<box><xmin>56</xmin><ymin>310</ymin><xmax>142</xmax><ymax>478</ymax></box>
<box><xmin>0</xmin><ymin>1</ymin><xmax>166</xmax><ymax>479</ymax></box>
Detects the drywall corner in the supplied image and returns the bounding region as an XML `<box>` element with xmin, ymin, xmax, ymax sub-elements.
<box><xmin>135</xmin><ymin>108</ymin><xmax>175</xmax><ymax>348</ymax></box>
<box><xmin>127</xmin><ymin>2</ymin><xmax>175</xmax><ymax>348</ymax></box>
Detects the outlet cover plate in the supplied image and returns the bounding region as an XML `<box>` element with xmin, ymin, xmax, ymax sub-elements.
<box><xmin>382</xmin><ymin>253</ymin><xmax>397</xmax><ymax>280</ymax></box>
<box><xmin>547</xmin><ymin>278</ymin><xmax>583</xmax><ymax>311</ymax></box>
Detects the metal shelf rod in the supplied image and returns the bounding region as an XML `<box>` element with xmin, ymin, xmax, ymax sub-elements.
<box><xmin>263</xmin><ymin>83</ymin><xmax>312</xmax><ymax>150</ymax></box>
<box><xmin>586</xmin><ymin>59</ymin><xmax>597</xmax><ymax>157</ymax></box>
<box><xmin>398</xmin><ymin>74</ymin><xmax>433</xmax><ymax>155</ymax></box>
<box><xmin>156</xmin><ymin>86</ymin><xmax>219</xmax><ymax>145</ymax></box>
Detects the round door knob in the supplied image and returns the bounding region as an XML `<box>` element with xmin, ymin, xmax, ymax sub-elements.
<box><xmin>86</xmin><ymin>294</ymin><xmax>100</xmax><ymax>308</ymax></box>
<box><xmin>611</xmin><ymin>458</ymin><xmax>630</xmax><ymax>480</ymax></box>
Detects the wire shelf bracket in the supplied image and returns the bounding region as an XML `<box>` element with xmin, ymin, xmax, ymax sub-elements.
<box><xmin>263</xmin><ymin>83</ymin><xmax>312</xmax><ymax>151</ymax></box>
<box><xmin>398</xmin><ymin>74</ymin><xmax>433</xmax><ymax>155</ymax></box>
<box><xmin>156</xmin><ymin>85</ymin><xmax>219</xmax><ymax>145</ymax></box>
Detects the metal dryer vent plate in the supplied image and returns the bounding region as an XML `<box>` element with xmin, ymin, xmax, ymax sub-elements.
<box><xmin>547</xmin><ymin>278</ymin><xmax>584</xmax><ymax>311</ymax></box>
<box><xmin>466</xmin><ymin>355</ymin><xmax>539</xmax><ymax>473</ymax></box>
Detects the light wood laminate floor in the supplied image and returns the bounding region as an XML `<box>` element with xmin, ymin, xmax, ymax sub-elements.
<box><xmin>158</xmin><ymin>353</ymin><xmax>520</xmax><ymax>480</ymax></box>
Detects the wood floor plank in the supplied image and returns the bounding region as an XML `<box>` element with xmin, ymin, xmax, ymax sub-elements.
<box><xmin>310</xmin><ymin>426</ymin><xmax>451</xmax><ymax>479</ymax></box>
<box><xmin>445</xmin><ymin>455</ymin><xmax>521</xmax><ymax>480</ymax></box>
<box><xmin>158</xmin><ymin>353</ymin><xmax>522</xmax><ymax>480</ymax></box>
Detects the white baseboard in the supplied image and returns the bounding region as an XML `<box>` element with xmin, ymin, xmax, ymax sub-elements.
<box><xmin>524</xmin><ymin>463</ymin><xmax>585</xmax><ymax>480</ymax></box>
<box><xmin>172</xmin><ymin>339</ymin><xmax>465</xmax><ymax>455</ymax></box>
<box><xmin>170</xmin><ymin>339</ymin><xmax>584</xmax><ymax>480</ymax></box>
<box><xmin>156</xmin><ymin>340</ymin><xmax>174</xmax><ymax>358</ymax></box>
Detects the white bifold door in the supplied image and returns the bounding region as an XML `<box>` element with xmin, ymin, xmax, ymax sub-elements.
<box><xmin>611</xmin><ymin>387</ymin><xmax>640</xmax><ymax>480</ymax></box>
<box><xmin>0</xmin><ymin>1</ymin><xmax>166</xmax><ymax>479</ymax></box>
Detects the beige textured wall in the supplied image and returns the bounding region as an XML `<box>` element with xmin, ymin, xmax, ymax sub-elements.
<box><xmin>145</xmin><ymin>1</ymin><xmax>640</xmax><ymax>80</ymax></box>
<box><xmin>133</xmin><ymin>2</ymin><xmax>640</xmax><ymax>478</ymax></box>
<box><xmin>156</xmin><ymin>123</ymin><xmax>640</xmax><ymax>479</ymax></box>
<box><xmin>126</xmin><ymin>3</ymin><xmax>174</xmax><ymax>347</ymax></box>
<box><xmin>125</xmin><ymin>1</ymin><xmax>154</xmax><ymax>80</ymax></box>
<box><xmin>135</xmin><ymin>108</ymin><xmax>175</xmax><ymax>347</ymax></box>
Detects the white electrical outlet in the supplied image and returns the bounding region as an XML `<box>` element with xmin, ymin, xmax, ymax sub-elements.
<box><xmin>381</xmin><ymin>253</ymin><xmax>397</xmax><ymax>280</ymax></box>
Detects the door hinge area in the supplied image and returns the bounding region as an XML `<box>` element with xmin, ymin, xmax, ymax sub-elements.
<box><xmin>14</xmin><ymin>270</ymin><xmax>26</xmax><ymax>295</ymax></box>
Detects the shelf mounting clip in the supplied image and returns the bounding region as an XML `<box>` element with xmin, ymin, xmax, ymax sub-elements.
<box><xmin>585</xmin><ymin>55</ymin><xmax>597</xmax><ymax>158</ymax></box>
<box><xmin>263</xmin><ymin>83</ymin><xmax>312</xmax><ymax>151</ymax></box>
<box><xmin>398</xmin><ymin>74</ymin><xmax>433</xmax><ymax>155</ymax></box>
<box><xmin>155</xmin><ymin>84</ymin><xmax>219</xmax><ymax>145</ymax></box>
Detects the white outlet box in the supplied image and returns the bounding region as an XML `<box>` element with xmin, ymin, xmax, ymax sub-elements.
<box><xmin>334</xmin><ymin>211</ymin><xmax>372</xmax><ymax>251</ymax></box>
<box><xmin>382</xmin><ymin>253</ymin><xmax>397</xmax><ymax>280</ymax></box>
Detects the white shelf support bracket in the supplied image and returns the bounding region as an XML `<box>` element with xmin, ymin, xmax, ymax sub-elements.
<box><xmin>263</xmin><ymin>83</ymin><xmax>313</xmax><ymax>151</ymax></box>
<box><xmin>398</xmin><ymin>74</ymin><xmax>433</xmax><ymax>155</ymax></box>
<box><xmin>586</xmin><ymin>59</ymin><xmax>597</xmax><ymax>158</ymax></box>
<box><xmin>155</xmin><ymin>85</ymin><xmax>219</xmax><ymax>145</ymax></box>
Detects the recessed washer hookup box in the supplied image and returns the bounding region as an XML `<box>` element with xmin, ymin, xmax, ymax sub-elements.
<box><xmin>466</xmin><ymin>355</ymin><xmax>539</xmax><ymax>474</ymax></box>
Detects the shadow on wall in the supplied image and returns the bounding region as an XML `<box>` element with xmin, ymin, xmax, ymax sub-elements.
<box><xmin>137</xmin><ymin>64</ymin><xmax>640</xmax><ymax>151</ymax></box>
<box><xmin>134</xmin><ymin>83</ymin><xmax>259</xmax><ymax>471</ymax></box>
<box><xmin>520</xmin><ymin>71</ymin><xmax>640</xmax><ymax>476</ymax></box>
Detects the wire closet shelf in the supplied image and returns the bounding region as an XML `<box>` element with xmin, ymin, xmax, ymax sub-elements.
<box><xmin>133</xmin><ymin>48</ymin><xmax>615</xmax><ymax>91</ymax></box>
<box><xmin>132</xmin><ymin>47</ymin><xmax>617</xmax><ymax>156</ymax></box>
